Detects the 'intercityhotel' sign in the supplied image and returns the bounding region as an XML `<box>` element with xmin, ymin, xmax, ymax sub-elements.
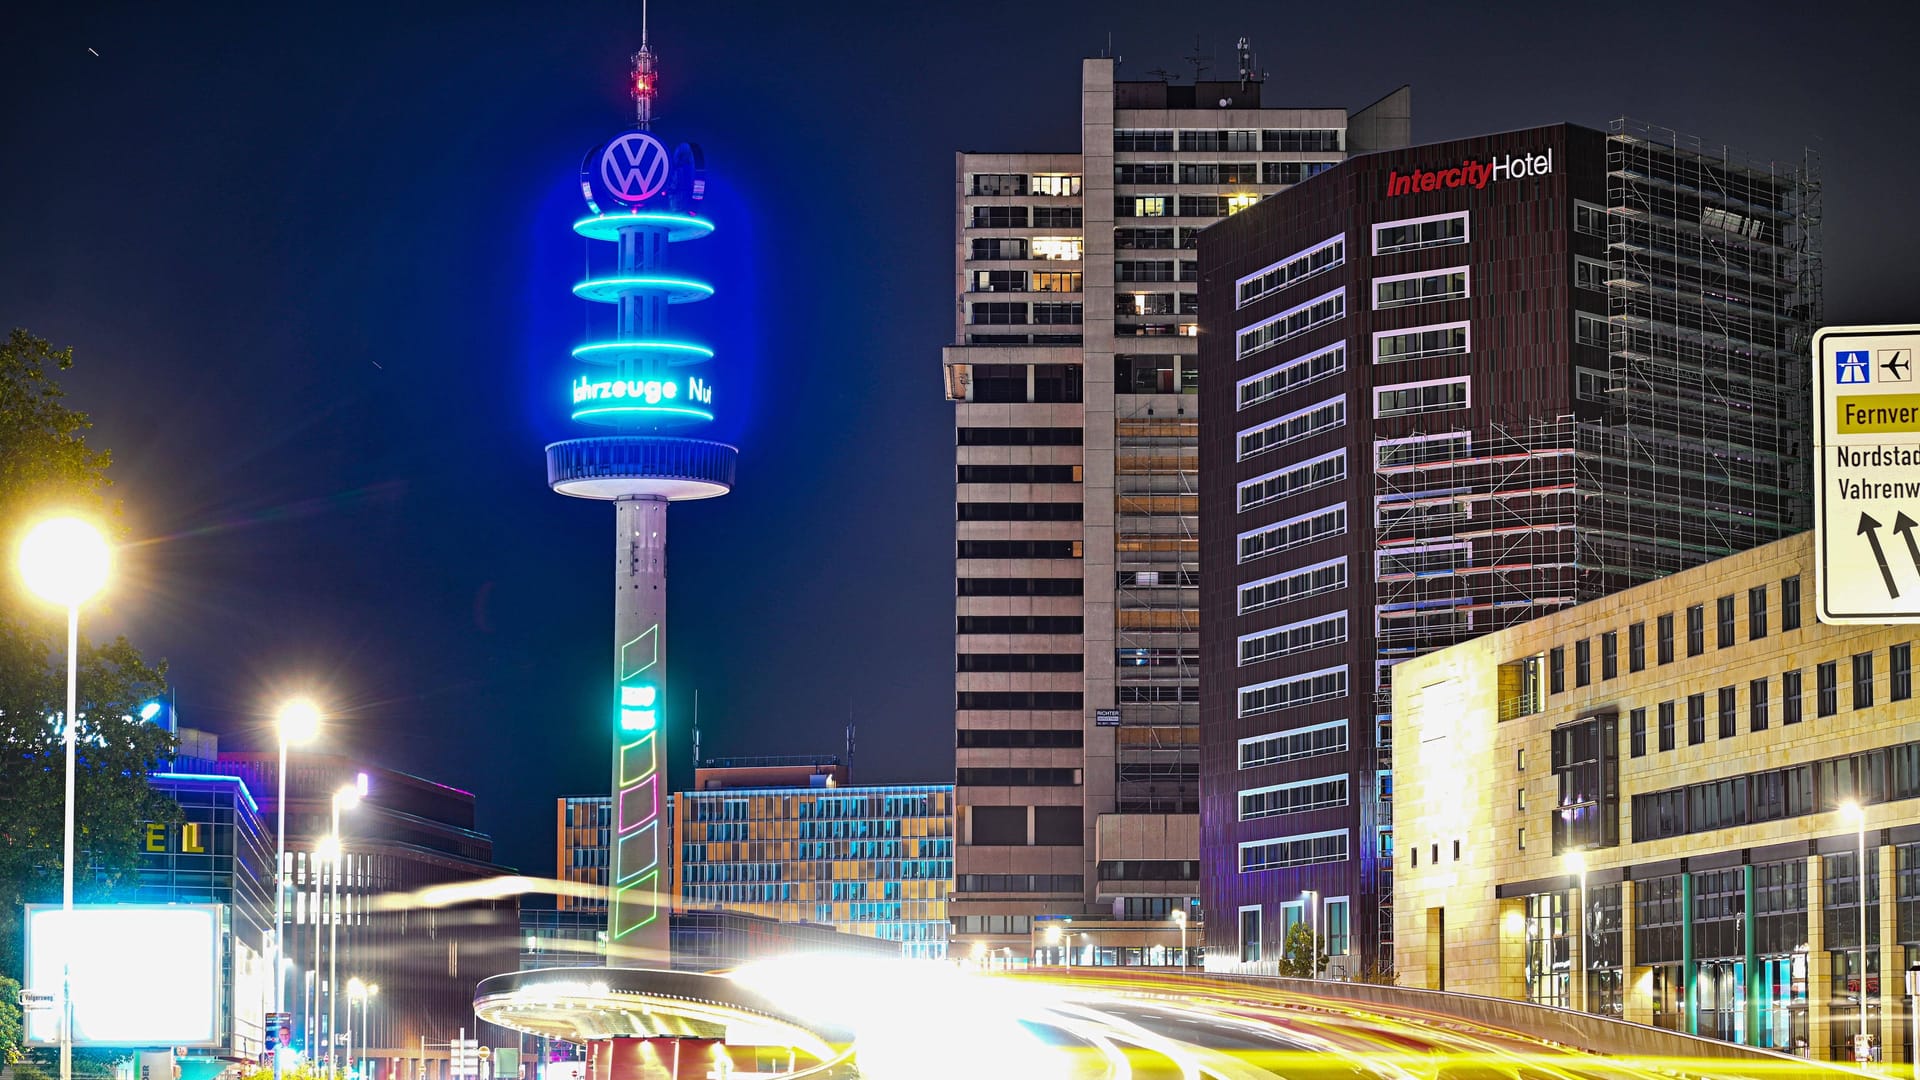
<box><xmin>1386</xmin><ymin>149</ymin><xmax>1554</xmax><ymax>197</ymax></box>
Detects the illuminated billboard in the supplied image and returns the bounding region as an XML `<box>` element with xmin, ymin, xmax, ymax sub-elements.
<box><xmin>23</xmin><ymin>904</ymin><xmax>224</xmax><ymax>1047</ymax></box>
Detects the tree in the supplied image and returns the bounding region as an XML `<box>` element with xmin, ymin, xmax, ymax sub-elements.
<box><xmin>0</xmin><ymin>329</ymin><xmax>175</xmax><ymax>981</ymax></box>
<box><xmin>1</xmin><ymin>973</ymin><xmax>21</xmax><ymax>1064</ymax></box>
<box><xmin>1276</xmin><ymin>920</ymin><xmax>1329</xmax><ymax>979</ymax></box>
<box><xmin>1353</xmin><ymin>952</ymin><xmax>1398</xmax><ymax>985</ymax></box>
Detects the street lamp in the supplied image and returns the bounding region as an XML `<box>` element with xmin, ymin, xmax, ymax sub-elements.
<box><xmin>17</xmin><ymin>516</ymin><xmax>111</xmax><ymax>1080</ymax></box>
<box><xmin>1171</xmin><ymin>909</ymin><xmax>1188</xmax><ymax>972</ymax></box>
<box><xmin>274</xmin><ymin>698</ymin><xmax>322</xmax><ymax>1080</ymax></box>
<box><xmin>1565</xmin><ymin>851</ymin><xmax>1588</xmax><ymax>1014</ymax></box>
<box><xmin>1301</xmin><ymin>890</ymin><xmax>1320</xmax><ymax>980</ymax></box>
<box><xmin>1843</xmin><ymin>801</ymin><xmax>1869</xmax><ymax>1060</ymax></box>
<box><xmin>346</xmin><ymin>978</ymin><xmax>378</xmax><ymax>1080</ymax></box>
<box><xmin>327</xmin><ymin>785</ymin><xmax>361</xmax><ymax>1080</ymax></box>
<box><xmin>346</xmin><ymin>978</ymin><xmax>365</xmax><ymax>1080</ymax></box>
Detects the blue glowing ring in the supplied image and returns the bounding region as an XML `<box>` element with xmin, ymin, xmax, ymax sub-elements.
<box><xmin>573</xmin><ymin>212</ymin><xmax>715</xmax><ymax>243</ymax></box>
<box><xmin>572</xmin><ymin>276</ymin><xmax>713</xmax><ymax>304</ymax></box>
<box><xmin>571</xmin><ymin>340</ymin><xmax>715</xmax><ymax>366</ymax></box>
<box><xmin>572</xmin><ymin>404</ymin><xmax>716</xmax><ymax>425</ymax></box>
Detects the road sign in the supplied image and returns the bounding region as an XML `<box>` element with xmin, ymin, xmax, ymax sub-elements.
<box><xmin>1814</xmin><ymin>325</ymin><xmax>1920</xmax><ymax>623</ymax></box>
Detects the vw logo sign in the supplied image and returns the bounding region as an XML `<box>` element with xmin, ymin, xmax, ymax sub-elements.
<box><xmin>600</xmin><ymin>132</ymin><xmax>671</xmax><ymax>205</ymax></box>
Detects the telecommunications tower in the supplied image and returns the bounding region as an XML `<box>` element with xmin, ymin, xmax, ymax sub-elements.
<box><xmin>546</xmin><ymin>19</ymin><xmax>735</xmax><ymax>963</ymax></box>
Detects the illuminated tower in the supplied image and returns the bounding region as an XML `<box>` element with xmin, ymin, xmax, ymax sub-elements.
<box><xmin>546</xmin><ymin>29</ymin><xmax>735</xmax><ymax>964</ymax></box>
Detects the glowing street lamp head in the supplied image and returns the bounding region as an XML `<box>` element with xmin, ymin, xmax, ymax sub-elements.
<box><xmin>316</xmin><ymin>834</ymin><xmax>341</xmax><ymax>862</ymax></box>
<box><xmin>1171</xmin><ymin>909</ymin><xmax>1187</xmax><ymax>927</ymax></box>
<box><xmin>1565</xmin><ymin>850</ymin><xmax>1587</xmax><ymax>876</ymax></box>
<box><xmin>18</xmin><ymin>517</ymin><xmax>111</xmax><ymax>608</ymax></box>
<box><xmin>277</xmin><ymin>698</ymin><xmax>322</xmax><ymax>745</ymax></box>
<box><xmin>348</xmin><ymin>976</ymin><xmax>366</xmax><ymax>1000</ymax></box>
<box><xmin>333</xmin><ymin>783</ymin><xmax>361</xmax><ymax>811</ymax></box>
<box><xmin>1842</xmin><ymin>800</ymin><xmax>1865</xmax><ymax>823</ymax></box>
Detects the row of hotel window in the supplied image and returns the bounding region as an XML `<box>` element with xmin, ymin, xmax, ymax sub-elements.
<box><xmin>1622</xmin><ymin>644</ymin><xmax>1915</xmax><ymax>758</ymax></box>
<box><xmin>1113</xmin><ymin>161</ymin><xmax>1337</xmax><ymax>186</ymax></box>
<box><xmin>1234</xmin><ymin>277</ymin><xmax>1470</xmax><ymax>361</ymax></box>
<box><xmin>969</xmin><ymin>237</ymin><xmax>1085</xmax><ymax>261</ymax></box>
<box><xmin>969</xmin><ymin>227</ymin><xmax>1221</xmax><ymax>256</ymax></box>
<box><xmin>1229</xmin><ymin>217</ymin><xmax>1471</xmax><ymax>312</ymax></box>
<box><xmin>1111</xmin><ymin>129</ymin><xmax>1343</xmax><ymax>153</ymax></box>
<box><xmin>966</xmin><ymin>161</ymin><xmax>1339</xmax><ymax>197</ymax></box>
<box><xmin>1236</xmin><ymin>896</ymin><xmax>1351</xmax><ymax>963</ymax></box>
<box><xmin>954</xmin><ymin>690</ymin><xmax>1198</xmax><ymax>709</ymax></box>
<box><xmin>971</xmin><ymin>198</ymin><xmax>1278</xmax><ymax>225</ymax></box>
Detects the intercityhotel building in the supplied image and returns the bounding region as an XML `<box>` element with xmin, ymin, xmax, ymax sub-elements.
<box><xmin>939</xmin><ymin>55</ymin><xmax>1411</xmax><ymax>961</ymax></box>
<box><xmin>1395</xmin><ymin>531</ymin><xmax>1920</xmax><ymax>1061</ymax></box>
<box><xmin>1196</xmin><ymin>122</ymin><xmax>1820</xmax><ymax>976</ymax></box>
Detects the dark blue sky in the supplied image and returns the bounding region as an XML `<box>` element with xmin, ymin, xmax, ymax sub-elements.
<box><xmin>2</xmin><ymin>1</ymin><xmax>1911</xmax><ymax>873</ymax></box>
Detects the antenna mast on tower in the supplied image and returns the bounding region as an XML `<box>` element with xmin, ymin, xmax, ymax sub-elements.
<box><xmin>632</xmin><ymin>0</ymin><xmax>658</xmax><ymax>129</ymax></box>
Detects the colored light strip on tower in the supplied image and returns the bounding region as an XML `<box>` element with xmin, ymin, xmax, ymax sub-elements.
<box><xmin>611</xmin><ymin>624</ymin><xmax>663</xmax><ymax>939</ymax></box>
<box><xmin>570</xmin><ymin>340</ymin><xmax>715</xmax><ymax>363</ymax></box>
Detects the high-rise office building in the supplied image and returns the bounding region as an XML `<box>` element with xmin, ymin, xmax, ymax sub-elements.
<box><xmin>1196</xmin><ymin>121</ymin><xmax>1820</xmax><ymax>975</ymax></box>
<box><xmin>940</xmin><ymin>53</ymin><xmax>1411</xmax><ymax>961</ymax></box>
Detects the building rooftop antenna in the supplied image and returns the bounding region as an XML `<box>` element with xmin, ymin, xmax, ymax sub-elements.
<box><xmin>632</xmin><ymin>0</ymin><xmax>658</xmax><ymax>129</ymax></box>
<box><xmin>1183</xmin><ymin>37</ymin><xmax>1211</xmax><ymax>82</ymax></box>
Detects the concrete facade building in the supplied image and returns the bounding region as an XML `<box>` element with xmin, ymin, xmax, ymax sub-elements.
<box><xmin>1393</xmin><ymin>531</ymin><xmax>1920</xmax><ymax>1062</ymax></box>
<box><xmin>1197</xmin><ymin>121</ymin><xmax>1819</xmax><ymax>975</ymax></box>
<box><xmin>941</xmin><ymin>53</ymin><xmax>1411</xmax><ymax>961</ymax></box>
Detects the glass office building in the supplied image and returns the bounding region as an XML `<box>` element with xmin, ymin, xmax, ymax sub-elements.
<box><xmin>139</xmin><ymin>771</ymin><xmax>275</xmax><ymax>1067</ymax></box>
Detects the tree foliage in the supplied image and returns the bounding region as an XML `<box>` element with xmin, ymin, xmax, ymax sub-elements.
<box><xmin>0</xmin><ymin>330</ymin><xmax>175</xmax><ymax>982</ymax></box>
<box><xmin>1277</xmin><ymin>920</ymin><xmax>1330</xmax><ymax>979</ymax></box>
<box><xmin>1</xmin><ymin>973</ymin><xmax>21</xmax><ymax>1065</ymax></box>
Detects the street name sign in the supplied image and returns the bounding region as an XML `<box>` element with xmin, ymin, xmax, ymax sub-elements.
<box><xmin>1815</xmin><ymin>325</ymin><xmax>1920</xmax><ymax>622</ymax></box>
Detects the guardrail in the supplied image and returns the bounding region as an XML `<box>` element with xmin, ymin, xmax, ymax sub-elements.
<box><xmin>1201</xmin><ymin>973</ymin><xmax>1845</xmax><ymax>1071</ymax></box>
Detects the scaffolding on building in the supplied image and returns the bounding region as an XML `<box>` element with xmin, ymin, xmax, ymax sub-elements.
<box><xmin>1585</xmin><ymin>118</ymin><xmax>1821</xmax><ymax>591</ymax></box>
<box><xmin>1112</xmin><ymin>405</ymin><xmax>1201</xmax><ymax>818</ymax></box>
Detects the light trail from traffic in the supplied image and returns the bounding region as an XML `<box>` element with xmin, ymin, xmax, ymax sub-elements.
<box><xmin>733</xmin><ymin>961</ymin><xmax>1877</xmax><ymax>1080</ymax></box>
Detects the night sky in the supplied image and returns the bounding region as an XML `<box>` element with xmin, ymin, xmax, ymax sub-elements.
<box><xmin>2</xmin><ymin>1</ymin><xmax>1911</xmax><ymax>875</ymax></box>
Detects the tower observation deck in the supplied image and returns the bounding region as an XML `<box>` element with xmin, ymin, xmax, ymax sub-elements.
<box><xmin>546</xmin><ymin>39</ymin><xmax>736</xmax><ymax>963</ymax></box>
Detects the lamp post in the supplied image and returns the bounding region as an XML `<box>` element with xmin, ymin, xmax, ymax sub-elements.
<box><xmin>18</xmin><ymin>517</ymin><xmax>112</xmax><ymax>1080</ymax></box>
<box><xmin>1565</xmin><ymin>851</ymin><xmax>1588</xmax><ymax>1014</ymax></box>
<box><xmin>274</xmin><ymin>699</ymin><xmax>321</xmax><ymax>1080</ymax></box>
<box><xmin>364</xmin><ymin>983</ymin><xmax>379</xmax><ymax>1079</ymax></box>
<box><xmin>314</xmin><ymin>834</ymin><xmax>337</xmax><ymax>1066</ymax></box>
<box><xmin>1844</xmin><ymin>802</ymin><xmax>1870</xmax><ymax>1060</ymax></box>
<box><xmin>327</xmin><ymin>784</ymin><xmax>361</xmax><ymax>1080</ymax></box>
<box><xmin>1045</xmin><ymin>925</ymin><xmax>1063</xmax><ymax>967</ymax></box>
<box><xmin>1301</xmin><ymin>890</ymin><xmax>1320</xmax><ymax>980</ymax></box>
<box><xmin>346</xmin><ymin>978</ymin><xmax>364</xmax><ymax>1080</ymax></box>
<box><xmin>1172</xmin><ymin>909</ymin><xmax>1188</xmax><ymax>972</ymax></box>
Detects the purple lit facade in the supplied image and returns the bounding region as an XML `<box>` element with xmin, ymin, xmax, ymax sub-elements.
<box><xmin>1197</xmin><ymin>122</ymin><xmax>1817</xmax><ymax>973</ymax></box>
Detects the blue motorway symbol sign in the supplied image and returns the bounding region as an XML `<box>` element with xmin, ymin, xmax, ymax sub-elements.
<box><xmin>1837</xmin><ymin>350</ymin><xmax>1872</xmax><ymax>384</ymax></box>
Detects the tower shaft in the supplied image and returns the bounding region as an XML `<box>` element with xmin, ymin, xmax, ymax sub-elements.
<box><xmin>610</xmin><ymin>495</ymin><xmax>670</xmax><ymax>957</ymax></box>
